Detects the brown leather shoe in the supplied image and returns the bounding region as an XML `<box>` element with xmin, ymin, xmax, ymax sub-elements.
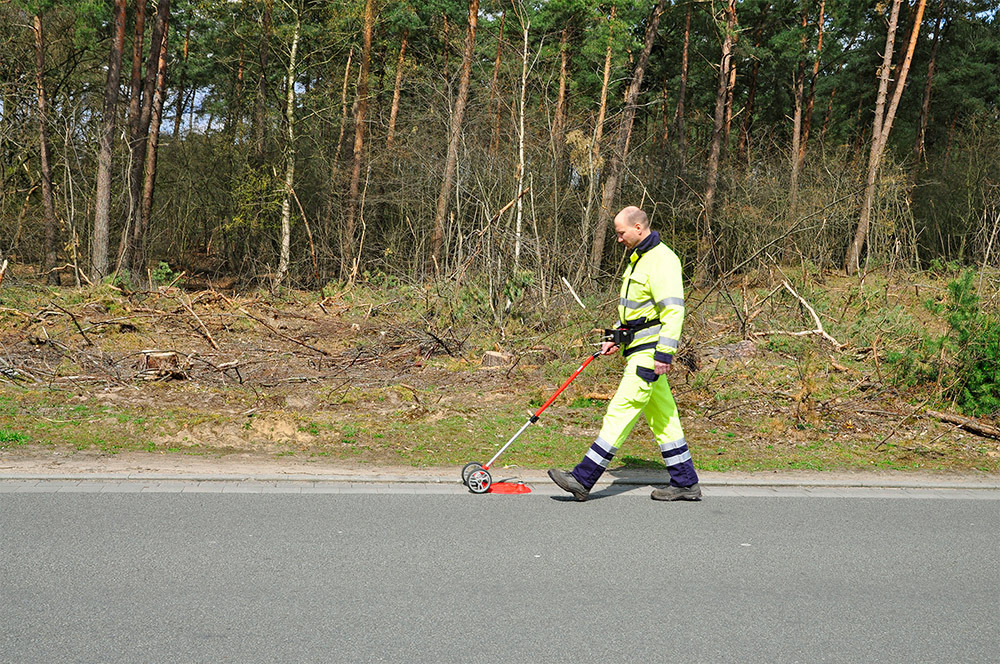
<box><xmin>650</xmin><ymin>483</ymin><xmax>702</xmax><ymax>501</ymax></box>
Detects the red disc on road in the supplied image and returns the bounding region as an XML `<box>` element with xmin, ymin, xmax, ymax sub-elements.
<box><xmin>487</xmin><ymin>482</ymin><xmax>532</xmax><ymax>495</ymax></box>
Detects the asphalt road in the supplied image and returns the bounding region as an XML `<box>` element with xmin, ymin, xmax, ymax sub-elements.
<box><xmin>2</xmin><ymin>486</ymin><xmax>998</xmax><ymax>663</ymax></box>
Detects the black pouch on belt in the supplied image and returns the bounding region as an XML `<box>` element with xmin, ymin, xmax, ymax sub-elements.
<box><xmin>602</xmin><ymin>319</ymin><xmax>658</xmax><ymax>346</ymax></box>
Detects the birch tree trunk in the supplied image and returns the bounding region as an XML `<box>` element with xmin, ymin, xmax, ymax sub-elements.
<box><xmin>275</xmin><ymin>13</ymin><xmax>300</xmax><ymax>290</ymax></box>
<box><xmin>344</xmin><ymin>0</ymin><xmax>375</xmax><ymax>278</ymax></box>
<box><xmin>91</xmin><ymin>0</ymin><xmax>126</xmax><ymax>284</ymax></box>
<box><xmin>33</xmin><ymin>14</ymin><xmax>59</xmax><ymax>285</ymax></box>
<box><xmin>587</xmin><ymin>0</ymin><xmax>668</xmax><ymax>276</ymax></box>
<box><xmin>514</xmin><ymin>18</ymin><xmax>529</xmax><ymax>272</ymax></box>
<box><xmin>845</xmin><ymin>0</ymin><xmax>926</xmax><ymax>275</ymax></box>
<box><xmin>429</xmin><ymin>0</ymin><xmax>478</xmax><ymax>273</ymax></box>
<box><xmin>697</xmin><ymin>0</ymin><xmax>737</xmax><ymax>286</ymax></box>
<box><xmin>488</xmin><ymin>11</ymin><xmax>505</xmax><ymax>156</ymax></box>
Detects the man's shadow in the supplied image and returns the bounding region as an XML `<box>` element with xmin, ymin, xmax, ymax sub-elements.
<box><xmin>549</xmin><ymin>456</ymin><xmax>668</xmax><ymax>501</ymax></box>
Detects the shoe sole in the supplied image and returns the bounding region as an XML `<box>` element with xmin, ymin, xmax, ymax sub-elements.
<box><xmin>547</xmin><ymin>469</ymin><xmax>589</xmax><ymax>502</ymax></box>
<box><xmin>650</xmin><ymin>490</ymin><xmax>702</xmax><ymax>502</ymax></box>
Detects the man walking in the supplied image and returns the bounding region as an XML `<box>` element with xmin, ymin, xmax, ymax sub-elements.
<box><xmin>549</xmin><ymin>206</ymin><xmax>701</xmax><ymax>502</ymax></box>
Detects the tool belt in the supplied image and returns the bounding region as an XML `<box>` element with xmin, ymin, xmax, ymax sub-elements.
<box><xmin>602</xmin><ymin>319</ymin><xmax>659</xmax><ymax>346</ymax></box>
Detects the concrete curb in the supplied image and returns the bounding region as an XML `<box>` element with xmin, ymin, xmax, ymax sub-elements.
<box><xmin>1</xmin><ymin>471</ymin><xmax>998</xmax><ymax>491</ymax></box>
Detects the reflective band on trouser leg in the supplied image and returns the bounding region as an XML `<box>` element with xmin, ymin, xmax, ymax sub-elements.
<box><xmin>570</xmin><ymin>436</ymin><xmax>619</xmax><ymax>489</ymax></box>
<box><xmin>645</xmin><ymin>375</ymin><xmax>699</xmax><ymax>488</ymax></box>
<box><xmin>571</xmin><ymin>358</ymin><xmax>650</xmax><ymax>489</ymax></box>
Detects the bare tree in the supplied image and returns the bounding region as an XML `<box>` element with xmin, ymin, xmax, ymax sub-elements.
<box><xmin>92</xmin><ymin>0</ymin><xmax>127</xmax><ymax>284</ymax></box>
<box><xmin>674</xmin><ymin>4</ymin><xmax>692</xmax><ymax>171</ymax></box>
<box><xmin>845</xmin><ymin>0</ymin><xmax>927</xmax><ymax>275</ymax></box>
<box><xmin>587</xmin><ymin>0</ymin><xmax>668</xmax><ymax>277</ymax></box>
<box><xmin>429</xmin><ymin>0</ymin><xmax>479</xmax><ymax>273</ymax></box>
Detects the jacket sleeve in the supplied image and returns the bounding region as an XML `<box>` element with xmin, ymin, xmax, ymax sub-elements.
<box><xmin>648</xmin><ymin>249</ymin><xmax>685</xmax><ymax>364</ymax></box>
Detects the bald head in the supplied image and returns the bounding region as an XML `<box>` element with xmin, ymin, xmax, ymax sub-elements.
<box><xmin>612</xmin><ymin>206</ymin><xmax>651</xmax><ymax>249</ymax></box>
<box><xmin>616</xmin><ymin>206</ymin><xmax>649</xmax><ymax>229</ymax></box>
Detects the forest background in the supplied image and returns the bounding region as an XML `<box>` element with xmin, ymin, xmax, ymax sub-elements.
<box><xmin>1</xmin><ymin>0</ymin><xmax>999</xmax><ymax>474</ymax></box>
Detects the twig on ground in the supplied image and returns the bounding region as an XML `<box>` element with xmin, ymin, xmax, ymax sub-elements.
<box><xmin>175</xmin><ymin>295</ymin><xmax>220</xmax><ymax>350</ymax></box>
<box><xmin>49</xmin><ymin>302</ymin><xmax>93</xmax><ymax>346</ymax></box>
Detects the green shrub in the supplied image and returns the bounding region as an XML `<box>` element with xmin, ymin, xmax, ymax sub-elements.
<box><xmin>890</xmin><ymin>270</ymin><xmax>1000</xmax><ymax>415</ymax></box>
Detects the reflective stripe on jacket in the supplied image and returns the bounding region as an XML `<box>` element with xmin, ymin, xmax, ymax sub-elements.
<box><xmin>616</xmin><ymin>230</ymin><xmax>684</xmax><ymax>363</ymax></box>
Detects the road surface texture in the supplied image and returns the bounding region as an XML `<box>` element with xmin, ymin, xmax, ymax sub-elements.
<box><xmin>2</xmin><ymin>476</ymin><xmax>998</xmax><ymax>663</ymax></box>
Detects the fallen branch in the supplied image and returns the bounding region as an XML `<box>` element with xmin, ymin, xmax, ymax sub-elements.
<box><xmin>0</xmin><ymin>259</ymin><xmax>8</xmax><ymax>289</ymax></box>
<box><xmin>751</xmin><ymin>281</ymin><xmax>844</xmax><ymax>349</ymax></box>
<box><xmin>926</xmin><ymin>410</ymin><xmax>1000</xmax><ymax>440</ymax></box>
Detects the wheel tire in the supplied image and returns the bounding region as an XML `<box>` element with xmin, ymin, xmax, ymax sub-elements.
<box><xmin>461</xmin><ymin>462</ymin><xmax>483</xmax><ymax>486</ymax></box>
<box><xmin>467</xmin><ymin>468</ymin><xmax>492</xmax><ymax>494</ymax></box>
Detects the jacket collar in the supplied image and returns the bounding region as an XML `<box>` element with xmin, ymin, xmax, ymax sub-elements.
<box><xmin>630</xmin><ymin>230</ymin><xmax>660</xmax><ymax>262</ymax></box>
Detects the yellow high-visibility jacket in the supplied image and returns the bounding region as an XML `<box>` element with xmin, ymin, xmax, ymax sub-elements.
<box><xmin>615</xmin><ymin>231</ymin><xmax>684</xmax><ymax>364</ymax></box>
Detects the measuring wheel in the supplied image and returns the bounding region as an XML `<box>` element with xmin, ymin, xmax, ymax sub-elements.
<box><xmin>467</xmin><ymin>468</ymin><xmax>492</xmax><ymax>494</ymax></box>
<box><xmin>461</xmin><ymin>462</ymin><xmax>484</xmax><ymax>486</ymax></box>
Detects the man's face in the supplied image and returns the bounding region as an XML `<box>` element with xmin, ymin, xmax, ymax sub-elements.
<box><xmin>614</xmin><ymin>215</ymin><xmax>644</xmax><ymax>249</ymax></box>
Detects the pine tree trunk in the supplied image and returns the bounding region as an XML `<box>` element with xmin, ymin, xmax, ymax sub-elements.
<box><xmin>789</xmin><ymin>12</ymin><xmax>808</xmax><ymax>218</ymax></box>
<box><xmin>253</xmin><ymin>0</ymin><xmax>273</xmax><ymax>165</ymax></box>
<box><xmin>33</xmin><ymin>14</ymin><xmax>60</xmax><ymax>285</ymax></box>
<box><xmin>173</xmin><ymin>25</ymin><xmax>190</xmax><ymax>138</ymax></box>
<box><xmin>799</xmin><ymin>0</ymin><xmax>826</xmax><ymax>170</ymax></box>
<box><xmin>587</xmin><ymin>0</ymin><xmax>667</xmax><ymax>276</ymax></box>
<box><xmin>131</xmin><ymin>8</ymin><xmax>171</xmax><ymax>284</ymax></box>
<box><xmin>846</xmin><ymin>0</ymin><xmax>925</xmax><ymax>275</ymax></box>
<box><xmin>345</xmin><ymin>0</ymin><xmax>375</xmax><ymax>278</ymax></box>
<box><xmin>122</xmin><ymin>0</ymin><xmax>169</xmax><ymax>273</ymax></box>
<box><xmin>430</xmin><ymin>0</ymin><xmax>479</xmax><ymax>273</ymax></box>
<box><xmin>737</xmin><ymin>19</ymin><xmax>765</xmax><ymax>163</ymax></box>
<box><xmin>92</xmin><ymin>0</ymin><xmax>126</xmax><ymax>284</ymax></box>
<box><xmin>697</xmin><ymin>0</ymin><xmax>737</xmax><ymax>286</ymax></box>
<box><xmin>275</xmin><ymin>14</ymin><xmax>300</xmax><ymax>290</ymax></box>
<box><xmin>386</xmin><ymin>29</ymin><xmax>408</xmax><ymax>149</ymax></box>
<box><xmin>914</xmin><ymin>0</ymin><xmax>944</xmax><ymax>165</ymax></box>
